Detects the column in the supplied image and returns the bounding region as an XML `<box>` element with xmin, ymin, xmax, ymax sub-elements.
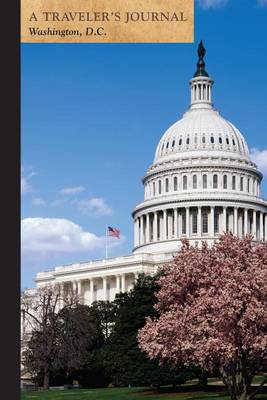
<box><xmin>140</xmin><ymin>216</ymin><xmax>144</xmax><ymax>245</ymax></box>
<box><xmin>178</xmin><ymin>211</ymin><xmax>182</xmax><ymax>238</ymax></box>
<box><xmin>90</xmin><ymin>279</ymin><xmax>94</xmax><ymax>304</ymax></box>
<box><xmin>210</xmin><ymin>206</ymin><xmax>214</xmax><ymax>238</ymax></box>
<box><xmin>253</xmin><ymin>210</ymin><xmax>257</xmax><ymax>239</ymax></box>
<box><xmin>134</xmin><ymin>219</ymin><xmax>139</xmax><ymax>247</ymax></box>
<box><xmin>73</xmin><ymin>281</ymin><xmax>77</xmax><ymax>295</ymax></box>
<box><xmin>244</xmin><ymin>209</ymin><xmax>248</xmax><ymax>236</ymax></box>
<box><xmin>197</xmin><ymin>206</ymin><xmax>201</xmax><ymax>236</ymax></box>
<box><xmin>121</xmin><ymin>274</ymin><xmax>126</xmax><ymax>293</ymax></box>
<box><xmin>174</xmin><ymin>208</ymin><xmax>178</xmax><ymax>238</ymax></box>
<box><xmin>146</xmin><ymin>214</ymin><xmax>150</xmax><ymax>243</ymax></box>
<box><xmin>186</xmin><ymin>207</ymin><xmax>190</xmax><ymax>237</ymax></box>
<box><xmin>163</xmin><ymin>209</ymin><xmax>167</xmax><ymax>240</ymax></box>
<box><xmin>260</xmin><ymin>212</ymin><xmax>263</xmax><ymax>240</ymax></box>
<box><xmin>116</xmin><ymin>275</ymin><xmax>121</xmax><ymax>293</ymax></box>
<box><xmin>153</xmin><ymin>212</ymin><xmax>157</xmax><ymax>242</ymax></box>
<box><xmin>103</xmin><ymin>276</ymin><xmax>107</xmax><ymax>301</ymax></box>
<box><xmin>234</xmin><ymin>207</ymin><xmax>238</xmax><ymax>236</ymax></box>
<box><xmin>222</xmin><ymin>207</ymin><xmax>227</xmax><ymax>233</ymax></box>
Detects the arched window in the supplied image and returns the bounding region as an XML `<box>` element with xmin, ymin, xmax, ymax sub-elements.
<box><xmin>240</xmin><ymin>177</ymin><xmax>243</xmax><ymax>191</ymax></box>
<box><xmin>166</xmin><ymin>141</ymin><xmax>169</xmax><ymax>149</ymax></box>
<box><xmin>172</xmin><ymin>140</ymin><xmax>175</xmax><ymax>147</ymax></box>
<box><xmin>158</xmin><ymin>180</ymin><xmax>162</xmax><ymax>194</ymax></box>
<box><xmin>232</xmin><ymin>138</ymin><xmax>236</xmax><ymax>146</ymax></box>
<box><xmin>203</xmin><ymin>174</ymin><xmax>207</xmax><ymax>189</ymax></box>
<box><xmin>202</xmin><ymin>211</ymin><xmax>208</xmax><ymax>234</ymax></box>
<box><xmin>153</xmin><ymin>182</ymin><xmax>156</xmax><ymax>196</ymax></box>
<box><xmin>179</xmin><ymin>138</ymin><xmax>182</xmax><ymax>146</ymax></box>
<box><xmin>219</xmin><ymin>137</ymin><xmax>222</xmax><ymax>144</ymax></box>
<box><xmin>192</xmin><ymin>211</ymin><xmax>198</xmax><ymax>234</ymax></box>
<box><xmin>173</xmin><ymin>176</ymin><xmax>178</xmax><ymax>191</ymax></box>
<box><xmin>193</xmin><ymin>174</ymin><xmax>197</xmax><ymax>189</ymax></box>
<box><xmin>202</xmin><ymin>136</ymin><xmax>206</xmax><ymax>144</ymax></box>
<box><xmin>210</xmin><ymin>136</ymin><xmax>214</xmax><ymax>144</ymax></box>
<box><xmin>183</xmin><ymin>175</ymin><xmax>187</xmax><ymax>190</ymax></box>
<box><xmin>232</xmin><ymin>176</ymin><xmax>236</xmax><ymax>190</ymax></box>
<box><xmin>186</xmin><ymin>137</ymin><xmax>190</xmax><ymax>145</ymax></box>
<box><xmin>226</xmin><ymin>137</ymin><xmax>229</xmax><ymax>145</ymax></box>
<box><xmin>213</xmin><ymin>174</ymin><xmax>218</xmax><ymax>189</ymax></box>
<box><xmin>223</xmin><ymin>175</ymin><xmax>227</xmax><ymax>189</ymax></box>
<box><xmin>165</xmin><ymin>178</ymin><xmax>169</xmax><ymax>193</ymax></box>
<box><xmin>247</xmin><ymin>178</ymin><xmax>250</xmax><ymax>193</ymax></box>
<box><xmin>194</xmin><ymin>135</ymin><xmax>198</xmax><ymax>144</ymax></box>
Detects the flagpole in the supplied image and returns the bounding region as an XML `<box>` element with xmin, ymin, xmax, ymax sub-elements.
<box><xmin>105</xmin><ymin>225</ymin><xmax>108</xmax><ymax>259</ymax></box>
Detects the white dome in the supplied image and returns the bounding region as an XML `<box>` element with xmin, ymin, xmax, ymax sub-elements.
<box><xmin>154</xmin><ymin>107</ymin><xmax>250</xmax><ymax>164</ymax></box>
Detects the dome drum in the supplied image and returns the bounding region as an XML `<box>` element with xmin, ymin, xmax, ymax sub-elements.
<box><xmin>132</xmin><ymin>41</ymin><xmax>267</xmax><ymax>255</ymax></box>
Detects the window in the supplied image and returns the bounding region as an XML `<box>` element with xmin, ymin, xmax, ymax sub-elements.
<box><xmin>232</xmin><ymin>176</ymin><xmax>236</xmax><ymax>190</ymax></box>
<box><xmin>186</xmin><ymin>137</ymin><xmax>190</xmax><ymax>145</ymax></box>
<box><xmin>173</xmin><ymin>177</ymin><xmax>178</xmax><ymax>191</ymax></box>
<box><xmin>226</xmin><ymin>137</ymin><xmax>229</xmax><ymax>145</ymax></box>
<box><xmin>202</xmin><ymin>136</ymin><xmax>206</xmax><ymax>144</ymax></box>
<box><xmin>247</xmin><ymin>178</ymin><xmax>250</xmax><ymax>193</ymax></box>
<box><xmin>211</xmin><ymin>136</ymin><xmax>214</xmax><ymax>144</ymax></box>
<box><xmin>182</xmin><ymin>213</ymin><xmax>186</xmax><ymax>234</ymax></box>
<box><xmin>165</xmin><ymin>178</ymin><xmax>169</xmax><ymax>193</ymax></box>
<box><xmin>194</xmin><ymin>135</ymin><xmax>197</xmax><ymax>144</ymax></box>
<box><xmin>223</xmin><ymin>175</ymin><xmax>227</xmax><ymax>189</ymax></box>
<box><xmin>202</xmin><ymin>212</ymin><xmax>208</xmax><ymax>234</ymax></box>
<box><xmin>213</xmin><ymin>174</ymin><xmax>218</xmax><ymax>189</ymax></box>
<box><xmin>192</xmin><ymin>212</ymin><xmax>198</xmax><ymax>234</ymax></box>
<box><xmin>203</xmin><ymin>174</ymin><xmax>207</xmax><ymax>189</ymax></box>
<box><xmin>159</xmin><ymin>180</ymin><xmax>162</xmax><ymax>194</ymax></box>
<box><xmin>232</xmin><ymin>139</ymin><xmax>236</xmax><ymax>146</ymax></box>
<box><xmin>153</xmin><ymin>182</ymin><xmax>155</xmax><ymax>196</ymax></box>
<box><xmin>214</xmin><ymin>210</ymin><xmax>219</xmax><ymax>234</ymax></box>
<box><xmin>193</xmin><ymin>174</ymin><xmax>197</xmax><ymax>189</ymax></box>
<box><xmin>219</xmin><ymin>137</ymin><xmax>222</xmax><ymax>144</ymax></box>
<box><xmin>166</xmin><ymin>141</ymin><xmax>169</xmax><ymax>149</ymax></box>
<box><xmin>183</xmin><ymin>176</ymin><xmax>187</xmax><ymax>190</ymax></box>
<box><xmin>172</xmin><ymin>140</ymin><xmax>175</xmax><ymax>147</ymax></box>
<box><xmin>240</xmin><ymin>177</ymin><xmax>243</xmax><ymax>191</ymax></box>
<box><xmin>179</xmin><ymin>138</ymin><xmax>182</xmax><ymax>146</ymax></box>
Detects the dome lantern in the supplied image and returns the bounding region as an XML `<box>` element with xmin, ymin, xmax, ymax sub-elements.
<box><xmin>190</xmin><ymin>40</ymin><xmax>214</xmax><ymax>110</ymax></box>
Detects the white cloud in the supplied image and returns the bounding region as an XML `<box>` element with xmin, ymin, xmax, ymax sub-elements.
<box><xmin>32</xmin><ymin>197</ymin><xmax>46</xmax><ymax>207</ymax></box>
<box><xmin>197</xmin><ymin>0</ymin><xmax>228</xmax><ymax>9</ymax></box>
<box><xmin>250</xmin><ymin>148</ymin><xmax>267</xmax><ymax>176</ymax></box>
<box><xmin>60</xmin><ymin>186</ymin><xmax>86</xmax><ymax>196</ymax></box>
<box><xmin>21</xmin><ymin>218</ymin><xmax>105</xmax><ymax>254</ymax></box>
<box><xmin>21</xmin><ymin>167</ymin><xmax>37</xmax><ymax>195</ymax></box>
<box><xmin>74</xmin><ymin>197</ymin><xmax>113</xmax><ymax>217</ymax></box>
<box><xmin>21</xmin><ymin>176</ymin><xmax>32</xmax><ymax>195</ymax></box>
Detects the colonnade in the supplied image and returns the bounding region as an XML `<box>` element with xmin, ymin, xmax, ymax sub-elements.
<box><xmin>59</xmin><ymin>272</ymin><xmax>138</xmax><ymax>307</ymax></box>
<box><xmin>134</xmin><ymin>206</ymin><xmax>267</xmax><ymax>246</ymax></box>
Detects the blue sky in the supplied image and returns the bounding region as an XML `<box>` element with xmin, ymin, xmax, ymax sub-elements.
<box><xmin>21</xmin><ymin>0</ymin><xmax>267</xmax><ymax>289</ymax></box>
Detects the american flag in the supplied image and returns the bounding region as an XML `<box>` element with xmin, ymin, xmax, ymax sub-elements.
<box><xmin>107</xmin><ymin>226</ymin><xmax>120</xmax><ymax>239</ymax></box>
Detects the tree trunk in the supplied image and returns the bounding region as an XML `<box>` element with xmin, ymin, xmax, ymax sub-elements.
<box><xmin>43</xmin><ymin>369</ymin><xmax>50</xmax><ymax>390</ymax></box>
<box><xmin>198</xmin><ymin>372</ymin><xmax>208</xmax><ymax>388</ymax></box>
<box><xmin>219</xmin><ymin>366</ymin><xmax>251</xmax><ymax>400</ymax></box>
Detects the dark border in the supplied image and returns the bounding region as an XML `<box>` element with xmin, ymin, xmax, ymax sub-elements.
<box><xmin>0</xmin><ymin>0</ymin><xmax>20</xmax><ymax>399</ymax></box>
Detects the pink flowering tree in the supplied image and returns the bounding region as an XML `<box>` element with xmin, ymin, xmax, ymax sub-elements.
<box><xmin>138</xmin><ymin>234</ymin><xmax>267</xmax><ymax>400</ymax></box>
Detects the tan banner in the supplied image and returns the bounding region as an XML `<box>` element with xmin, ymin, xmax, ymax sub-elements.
<box><xmin>21</xmin><ymin>0</ymin><xmax>194</xmax><ymax>43</ymax></box>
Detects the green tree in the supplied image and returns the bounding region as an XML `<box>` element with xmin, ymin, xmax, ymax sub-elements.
<box><xmin>100</xmin><ymin>273</ymin><xmax>197</xmax><ymax>387</ymax></box>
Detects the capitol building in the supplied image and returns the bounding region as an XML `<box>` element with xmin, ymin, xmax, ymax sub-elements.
<box><xmin>34</xmin><ymin>42</ymin><xmax>267</xmax><ymax>305</ymax></box>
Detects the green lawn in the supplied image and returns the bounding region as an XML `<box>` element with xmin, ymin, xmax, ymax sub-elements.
<box><xmin>21</xmin><ymin>387</ymin><xmax>267</xmax><ymax>400</ymax></box>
